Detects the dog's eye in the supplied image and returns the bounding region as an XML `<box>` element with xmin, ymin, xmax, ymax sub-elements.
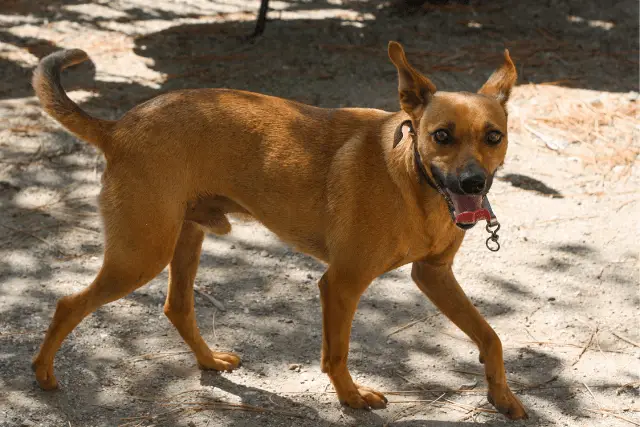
<box><xmin>432</xmin><ymin>129</ymin><xmax>452</xmax><ymax>144</ymax></box>
<box><xmin>486</xmin><ymin>131</ymin><xmax>502</xmax><ymax>145</ymax></box>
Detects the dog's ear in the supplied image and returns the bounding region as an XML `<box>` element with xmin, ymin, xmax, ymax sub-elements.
<box><xmin>388</xmin><ymin>41</ymin><xmax>437</xmax><ymax>120</ymax></box>
<box><xmin>478</xmin><ymin>49</ymin><xmax>517</xmax><ymax>106</ymax></box>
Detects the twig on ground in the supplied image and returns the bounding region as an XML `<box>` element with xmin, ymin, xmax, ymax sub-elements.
<box><xmin>449</xmin><ymin>369</ymin><xmax>527</xmax><ymax>387</ymax></box>
<box><xmin>0</xmin><ymin>223</ymin><xmax>67</xmax><ymax>256</ymax></box>
<box><xmin>212</xmin><ymin>310</ymin><xmax>217</xmax><ymax>339</ymax></box>
<box><xmin>524</xmin><ymin>375</ymin><xmax>559</xmax><ymax>389</ymax></box>
<box><xmin>524</xmin><ymin>327</ymin><xmax>539</xmax><ymax>342</ymax></box>
<box><xmin>280</xmin><ymin>382</ymin><xmax>640</xmax><ymax>397</ymax></box>
<box><xmin>572</xmin><ymin>325</ymin><xmax>598</xmax><ymax>366</ymax></box>
<box><xmin>386</xmin><ymin>313</ymin><xmax>438</xmax><ymax>337</ymax></box>
<box><xmin>194</xmin><ymin>285</ymin><xmax>226</xmax><ymax>311</ymax></box>
<box><xmin>127</xmin><ymin>350</ymin><xmax>192</xmax><ymax>363</ymax></box>
<box><xmin>459</xmin><ymin>379</ymin><xmax>478</xmax><ymax>391</ymax></box>
<box><xmin>609</xmin><ymin>330</ymin><xmax>640</xmax><ymax>348</ymax></box>
<box><xmin>385</xmin><ymin>391</ymin><xmax>446</xmax><ymax>426</ymax></box>
<box><xmin>585</xmin><ymin>408</ymin><xmax>640</xmax><ymax>426</ymax></box>
<box><xmin>519</xmin><ymin>340</ymin><xmax>629</xmax><ymax>354</ymax></box>
<box><xmin>524</xmin><ymin>123</ymin><xmax>566</xmax><ymax>151</ymax></box>
<box><xmin>160</xmin><ymin>400</ymin><xmax>307</xmax><ymax>418</ymax></box>
<box><xmin>439</xmin><ymin>331</ymin><xmax>473</xmax><ymax>343</ymax></box>
<box><xmin>582</xmin><ymin>381</ymin><xmax>602</xmax><ymax>410</ymax></box>
<box><xmin>594</xmin><ymin>328</ymin><xmax>608</xmax><ymax>359</ymax></box>
<box><xmin>616</xmin><ymin>199</ymin><xmax>639</xmax><ymax>212</ymax></box>
<box><xmin>156</xmin><ymin>388</ymin><xmax>207</xmax><ymax>402</ymax></box>
<box><xmin>442</xmin><ymin>398</ymin><xmax>498</xmax><ymax>414</ymax></box>
<box><xmin>458</xmin><ymin>398</ymin><xmax>491</xmax><ymax>421</ymax></box>
<box><xmin>118</xmin><ymin>408</ymin><xmax>183</xmax><ymax>427</ymax></box>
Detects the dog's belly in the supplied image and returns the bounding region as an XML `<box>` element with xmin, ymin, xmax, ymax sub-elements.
<box><xmin>185</xmin><ymin>195</ymin><xmax>330</xmax><ymax>262</ymax></box>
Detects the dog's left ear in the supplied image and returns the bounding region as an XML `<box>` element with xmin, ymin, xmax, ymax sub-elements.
<box><xmin>388</xmin><ymin>41</ymin><xmax>437</xmax><ymax>120</ymax></box>
<box><xmin>478</xmin><ymin>49</ymin><xmax>517</xmax><ymax>106</ymax></box>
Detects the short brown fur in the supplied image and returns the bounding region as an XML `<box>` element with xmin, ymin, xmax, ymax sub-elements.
<box><xmin>31</xmin><ymin>42</ymin><xmax>526</xmax><ymax>419</ymax></box>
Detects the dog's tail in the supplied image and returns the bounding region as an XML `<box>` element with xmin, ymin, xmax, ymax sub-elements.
<box><xmin>33</xmin><ymin>49</ymin><xmax>114</xmax><ymax>152</ymax></box>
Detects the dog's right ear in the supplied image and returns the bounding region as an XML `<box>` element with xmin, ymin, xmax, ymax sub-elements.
<box><xmin>388</xmin><ymin>41</ymin><xmax>437</xmax><ymax>120</ymax></box>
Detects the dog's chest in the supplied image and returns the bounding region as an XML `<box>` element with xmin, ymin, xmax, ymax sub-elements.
<box><xmin>400</xmin><ymin>217</ymin><xmax>463</xmax><ymax>265</ymax></box>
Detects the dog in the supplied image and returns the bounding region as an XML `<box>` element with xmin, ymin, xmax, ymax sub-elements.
<box><xmin>31</xmin><ymin>41</ymin><xmax>526</xmax><ymax>420</ymax></box>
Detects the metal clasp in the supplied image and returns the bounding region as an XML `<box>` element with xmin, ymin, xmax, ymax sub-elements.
<box><xmin>485</xmin><ymin>221</ymin><xmax>501</xmax><ymax>252</ymax></box>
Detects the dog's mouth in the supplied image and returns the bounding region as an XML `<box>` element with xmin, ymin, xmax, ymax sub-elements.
<box><xmin>430</xmin><ymin>172</ymin><xmax>492</xmax><ymax>230</ymax></box>
<box><xmin>442</xmin><ymin>190</ymin><xmax>491</xmax><ymax>230</ymax></box>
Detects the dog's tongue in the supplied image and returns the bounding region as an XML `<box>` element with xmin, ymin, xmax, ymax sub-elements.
<box><xmin>448</xmin><ymin>193</ymin><xmax>490</xmax><ymax>224</ymax></box>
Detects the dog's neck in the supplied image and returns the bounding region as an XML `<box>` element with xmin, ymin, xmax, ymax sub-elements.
<box><xmin>383</xmin><ymin>113</ymin><xmax>452</xmax><ymax>220</ymax></box>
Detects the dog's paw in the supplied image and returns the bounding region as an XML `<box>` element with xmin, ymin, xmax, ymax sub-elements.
<box><xmin>487</xmin><ymin>387</ymin><xmax>528</xmax><ymax>420</ymax></box>
<box><xmin>340</xmin><ymin>384</ymin><xmax>388</xmax><ymax>410</ymax></box>
<box><xmin>197</xmin><ymin>351</ymin><xmax>241</xmax><ymax>372</ymax></box>
<box><xmin>32</xmin><ymin>361</ymin><xmax>58</xmax><ymax>390</ymax></box>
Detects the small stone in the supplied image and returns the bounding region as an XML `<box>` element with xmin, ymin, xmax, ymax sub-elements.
<box><xmin>589</xmin><ymin>98</ymin><xmax>603</xmax><ymax>108</ymax></box>
<box><xmin>188</xmin><ymin>421</ymin><xmax>197</xmax><ymax>427</ymax></box>
<box><xmin>306</xmin><ymin>273</ymin><xmax>313</xmax><ymax>279</ymax></box>
<box><xmin>260</xmin><ymin>250</ymin><xmax>269</xmax><ymax>257</ymax></box>
<box><xmin>230</xmin><ymin>244</ymin><xmax>236</xmax><ymax>249</ymax></box>
<box><xmin>21</xmin><ymin>421</ymin><xmax>36</xmax><ymax>427</ymax></box>
<box><xmin>243</xmin><ymin>308</ymin><xmax>249</xmax><ymax>314</ymax></box>
<box><xmin>284</xmin><ymin>319</ymin><xmax>293</xmax><ymax>324</ymax></box>
<box><xmin>288</xmin><ymin>363</ymin><xmax>301</xmax><ymax>371</ymax></box>
<box><xmin>548</xmin><ymin>297</ymin><xmax>556</xmax><ymax>301</ymax></box>
<box><xmin>231</xmin><ymin>258</ymin><xmax>238</xmax><ymax>265</ymax></box>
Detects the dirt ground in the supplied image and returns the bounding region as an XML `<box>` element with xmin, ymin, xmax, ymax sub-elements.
<box><xmin>1</xmin><ymin>0</ymin><xmax>639</xmax><ymax>426</ymax></box>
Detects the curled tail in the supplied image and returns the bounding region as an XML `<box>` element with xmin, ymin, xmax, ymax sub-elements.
<box><xmin>33</xmin><ymin>49</ymin><xmax>113</xmax><ymax>152</ymax></box>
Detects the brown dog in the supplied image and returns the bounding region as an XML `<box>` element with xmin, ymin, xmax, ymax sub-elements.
<box><xmin>31</xmin><ymin>41</ymin><xmax>526</xmax><ymax>419</ymax></box>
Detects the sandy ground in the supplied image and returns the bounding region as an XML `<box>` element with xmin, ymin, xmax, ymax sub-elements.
<box><xmin>1</xmin><ymin>0</ymin><xmax>639</xmax><ymax>426</ymax></box>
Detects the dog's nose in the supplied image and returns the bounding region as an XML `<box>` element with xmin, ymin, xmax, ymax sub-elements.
<box><xmin>459</xmin><ymin>167</ymin><xmax>486</xmax><ymax>194</ymax></box>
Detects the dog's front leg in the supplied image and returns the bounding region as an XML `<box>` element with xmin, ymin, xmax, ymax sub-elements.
<box><xmin>318</xmin><ymin>269</ymin><xmax>387</xmax><ymax>410</ymax></box>
<box><xmin>411</xmin><ymin>260</ymin><xmax>528</xmax><ymax>420</ymax></box>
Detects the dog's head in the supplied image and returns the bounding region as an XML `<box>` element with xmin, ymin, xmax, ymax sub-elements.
<box><xmin>388</xmin><ymin>41</ymin><xmax>517</xmax><ymax>230</ymax></box>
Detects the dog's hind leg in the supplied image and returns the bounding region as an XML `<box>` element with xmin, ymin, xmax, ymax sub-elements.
<box><xmin>318</xmin><ymin>267</ymin><xmax>387</xmax><ymax>410</ymax></box>
<box><xmin>163</xmin><ymin>220</ymin><xmax>240</xmax><ymax>371</ymax></box>
<box><xmin>32</xmin><ymin>177</ymin><xmax>186</xmax><ymax>390</ymax></box>
<box><xmin>33</xmin><ymin>207</ymin><xmax>182</xmax><ymax>390</ymax></box>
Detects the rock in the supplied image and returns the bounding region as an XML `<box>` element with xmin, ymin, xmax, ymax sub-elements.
<box><xmin>288</xmin><ymin>363</ymin><xmax>301</xmax><ymax>371</ymax></box>
<box><xmin>589</xmin><ymin>98</ymin><xmax>603</xmax><ymax>108</ymax></box>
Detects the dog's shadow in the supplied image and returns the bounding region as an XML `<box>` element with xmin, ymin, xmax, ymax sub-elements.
<box><xmin>200</xmin><ymin>371</ymin><xmax>344</xmax><ymax>426</ymax></box>
<box><xmin>198</xmin><ymin>372</ymin><xmax>489</xmax><ymax>426</ymax></box>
